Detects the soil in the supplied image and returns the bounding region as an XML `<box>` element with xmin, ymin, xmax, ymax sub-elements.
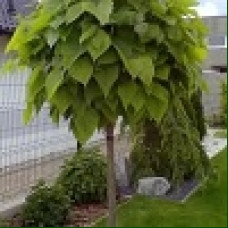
<box><xmin>65</xmin><ymin>203</ymin><xmax>107</xmax><ymax>227</ymax></box>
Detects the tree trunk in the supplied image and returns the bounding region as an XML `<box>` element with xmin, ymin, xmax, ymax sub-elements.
<box><xmin>77</xmin><ymin>141</ymin><xmax>82</xmax><ymax>151</ymax></box>
<box><xmin>106</xmin><ymin>124</ymin><xmax>116</xmax><ymax>227</ymax></box>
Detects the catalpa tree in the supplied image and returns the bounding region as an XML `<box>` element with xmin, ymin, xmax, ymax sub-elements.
<box><xmin>5</xmin><ymin>0</ymin><xmax>207</xmax><ymax>226</ymax></box>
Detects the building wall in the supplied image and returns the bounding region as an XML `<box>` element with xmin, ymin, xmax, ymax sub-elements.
<box><xmin>202</xmin><ymin>16</ymin><xmax>227</xmax><ymax>70</ymax></box>
<box><xmin>0</xmin><ymin>0</ymin><xmax>35</xmax><ymax>32</ymax></box>
<box><xmin>203</xmin><ymin>16</ymin><xmax>227</xmax><ymax>35</ymax></box>
<box><xmin>201</xmin><ymin>16</ymin><xmax>227</xmax><ymax>121</ymax></box>
<box><xmin>202</xmin><ymin>71</ymin><xmax>227</xmax><ymax>119</ymax></box>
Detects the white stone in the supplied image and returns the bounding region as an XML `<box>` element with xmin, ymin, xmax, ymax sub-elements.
<box><xmin>137</xmin><ymin>177</ymin><xmax>170</xmax><ymax>196</ymax></box>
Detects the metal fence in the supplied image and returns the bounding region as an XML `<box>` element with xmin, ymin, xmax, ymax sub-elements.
<box><xmin>0</xmin><ymin>68</ymin><xmax>79</xmax><ymax>207</ymax></box>
<box><xmin>0</xmin><ymin>67</ymin><xmax>120</xmax><ymax>211</ymax></box>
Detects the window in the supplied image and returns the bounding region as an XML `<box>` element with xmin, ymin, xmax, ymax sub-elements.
<box><xmin>8</xmin><ymin>0</ymin><xmax>16</xmax><ymax>15</ymax></box>
<box><xmin>207</xmin><ymin>35</ymin><xmax>227</xmax><ymax>48</ymax></box>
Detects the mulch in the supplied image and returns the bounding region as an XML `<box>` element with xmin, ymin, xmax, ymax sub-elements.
<box><xmin>5</xmin><ymin>203</ymin><xmax>107</xmax><ymax>227</ymax></box>
<box><xmin>65</xmin><ymin>203</ymin><xmax>108</xmax><ymax>227</ymax></box>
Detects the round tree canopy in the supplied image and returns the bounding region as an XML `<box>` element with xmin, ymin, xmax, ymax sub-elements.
<box><xmin>6</xmin><ymin>0</ymin><xmax>207</xmax><ymax>143</ymax></box>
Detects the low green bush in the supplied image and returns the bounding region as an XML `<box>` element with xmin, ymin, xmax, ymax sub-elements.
<box><xmin>220</xmin><ymin>81</ymin><xmax>227</xmax><ymax>127</ymax></box>
<box><xmin>22</xmin><ymin>180</ymin><xmax>70</xmax><ymax>227</ymax></box>
<box><xmin>57</xmin><ymin>147</ymin><xmax>107</xmax><ymax>204</ymax></box>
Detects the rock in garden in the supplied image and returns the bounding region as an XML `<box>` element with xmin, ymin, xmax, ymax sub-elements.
<box><xmin>137</xmin><ymin>177</ymin><xmax>170</xmax><ymax>196</ymax></box>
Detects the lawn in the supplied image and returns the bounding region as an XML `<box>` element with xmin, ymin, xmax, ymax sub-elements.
<box><xmin>96</xmin><ymin>148</ymin><xmax>227</xmax><ymax>227</ymax></box>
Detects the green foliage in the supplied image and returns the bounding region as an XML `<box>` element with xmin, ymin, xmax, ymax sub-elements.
<box><xmin>57</xmin><ymin>147</ymin><xmax>107</xmax><ymax>204</ymax></box>
<box><xmin>5</xmin><ymin>0</ymin><xmax>207</xmax><ymax>143</ymax></box>
<box><xmin>183</xmin><ymin>90</ymin><xmax>206</xmax><ymax>140</ymax></box>
<box><xmin>220</xmin><ymin>81</ymin><xmax>227</xmax><ymax>127</ymax></box>
<box><xmin>130</xmin><ymin>97</ymin><xmax>209</xmax><ymax>187</ymax></box>
<box><xmin>22</xmin><ymin>180</ymin><xmax>71</xmax><ymax>227</ymax></box>
<box><xmin>159</xmin><ymin>99</ymin><xmax>209</xmax><ymax>185</ymax></box>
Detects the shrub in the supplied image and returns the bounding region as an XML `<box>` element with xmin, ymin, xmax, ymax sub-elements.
<box><xmin>220</xmin><ymin>81</ymin><xmax>227</xmax><ymax>127</ymax></box>
<box><xmin>130</xmin><ymin>98</ymin><xmax>210</xmax><ymax>187</ymax></box>
<box><xmin>22</xmin><ymin>180</ymin><xmax>70</xmax><ymax>227</ymax></box>
<box><xmin>57</xmin><ymin>147</ymin><xmax>107</xmax><ymax>204</ymax></box>
<box><xmin>186</xmin><ymin>90</ymin><xmax>206</xmax><ymax>140</ymax></box>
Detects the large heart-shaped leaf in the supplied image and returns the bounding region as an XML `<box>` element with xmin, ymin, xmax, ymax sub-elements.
<box><xmin>87</xmin><ymin>29</ymin><xmax>111</xmax><ymax>60</ymax></box>
<box><xmin>147</xmin><ymin>96</ymin><xmax>168</xmax><ymax>122</ymax></box>
<box><xmin>68</xmin><ymin>56</ymin><xmax>93</xmax><ymax>85</ymax></box>
<box><xmin>74</xmin><ymin>108</ymin><xmax>99</xmax><ymax>143</ymax></box>
<box><xmin>94</xmin><ymin>65</ymin><xmax>119</xmax><ymax>97</ymax></box>
<box><xmin>118</xmin><ymin>82</ymin><xmax>137</xmax><ymax>109</ymax></box>
<box><xmin>46</xmin><ymin>68</ymin><xmax>64</xmax><ymax>99</ymax></box>
<box><xmin>50</xmin><ymin>87</ymin><xmax>73</xmax><ymax>114</ymax></box>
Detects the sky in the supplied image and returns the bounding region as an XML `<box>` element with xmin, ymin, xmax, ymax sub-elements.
<box><xmin>196</xmin><ymin>0</ymin><xmax>227</xmax><ymax>16</ymax></box>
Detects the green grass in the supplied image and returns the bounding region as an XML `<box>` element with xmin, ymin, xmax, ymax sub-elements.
<box><xmin>214</xmin><ymin>129</ymin><xmax>227</xmax><ymax>138</ymax></box>
<box><xmin>96</xmin><ymin>149</ymin><xmax>227</xmax><ymax>227</ymax></box>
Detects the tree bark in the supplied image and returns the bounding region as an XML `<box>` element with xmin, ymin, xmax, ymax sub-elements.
<box><xmin>106</xmin><ymin>124</ymin><xmax>116</xmax><ymax>227</ymax></box>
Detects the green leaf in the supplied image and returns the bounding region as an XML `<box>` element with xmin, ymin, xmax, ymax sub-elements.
<box><xmin>118</xmin><ymin>82</ymin><xmax>137</xmax><ymax>109</ymax></box>
<box><xmin>94</xmin><ymin>65</ymin><xmax>119</xmax><ymax>97</ymax></box>
<box><xmin>114</xmin><ymin>39</ymin><xmax>154</xmax><ymax>85</ymax></box>
<box><xmin>30</xmin><ymin>8</ymin><xmax>52</xmax><ymax>34</ymax></box>
<box><xmin>23</xmin><ymin>102</ymin><xmax>33</xmax><ymax>125</ymax></box>
<box><xmin>44</xmin><ymin>0</ymin><xmax>63</xmax><ymax>13</ymax></box>
<box><xmin>50</xmin><ymin>15</ymin><xmax>65</xmax><ymax>29</ymax></box>
<box><xmin>27</xmin><ymin>67</ymin><xmax>45</xmax><ymax>102</ymax></box>
<box><xmin>6</xmin><ymin>21</ymin><xmax>29</xmax><ymax>52</ymax></box>
<box><xmin>135</xmin><ymin>23</ymin><xmax>163</xmax><ymax>43</ymax></box>
<box><xmin>45</xmin><ymin>29</ymin><xmax>59</xmax><ymax>48</ymax></box>
<box><xmin>50</xmin><ymin>87</ymin><xmax>73</xmax><ymax>114</ymax></box>
<box><xmin>87</xmin><ymin>29</ymin><xmax>111</xmax><ymax>60</ymax></box>
<box><xmin>146</xmin><ymin>82</ymin><xmax>169</xmax><ymax>102</ymax></box>
<box><xmin>189</xmin><ymin>46</ymin><xmax>207</xmax><ymax>61</ymax></box>
<box><xmin>66</xmin><ymin>3</ymin><xmax>84</xmax><ymax>24</ymax></box>
<box><xmin>146</xmin><ymin>96</ymin><xmax>168</xmax><ymax>122</ymax></box>
<box><xmin>150</xmin><ymin>0</ymin><xmax>167</xmax><ymax>16</ymax></box>
<box><xmin>97</xmin><ymin>49</ymin><xmax>118</xmax><ymax>65</ymax></box>
<box><xmin>84</xmin><ymin>0</ymin><xmax>113</xmax><ymax>25</ymax></box>
<box><xmin>46</xmin><ymin>68</ymin><xmax>64</xmax><ymax>99</ymax></box>
<box><xmin>131</xmin><ymin>85</ymin><xmax>146</xmax><ymax>111</ymax></box>
<box><xmin>58</xmin><ymin>33</ymin><xmax>86</xmax><ymax>69</ymax></box>
<box><xmin>111</xmin><ymin>8</ymin><xmax>144</xmax><ymax>25</ymax></box>
<box><xmin>167</xmin><ymin>26</ymin><xmax>182</xmax><ymax>41</ymax></box>
<box><xmin>128</xmin><ymin>0</ymin><xmax>150</xmax><ymax>12</ymax></box>
<box><xmin>1</xmin><ymin>59</ymin><xmax>19</xmax><ymax>74</ymax></box>
<box><xmin>80</xmin><ymin>24</ymin><xmax>98</xmax><ymax>44</ymax></box>
<box><xmin>50</xmin><ymin>107</ymin><xmax>60</xmax><ymax>124</ymax></box>
<box><xmin>74</xmin><ymin>108</ymin><xmax>99</xmax><ymax>143</ymax></box>
<box><xmin>84</xmin><ymin>80</ymin><xmax>103</xmax><ymax>104</ymax></box>
<box><xmin>155</xmin><ymin>65</ymin><xmax>170</xmax><ymax>80</ymax></box>
<box><xmin>128</xmin><ymin>55</ymin><xmax>154</xmax><ymax>85</ymax></box>
<box><xmin>66</xmin><ymin>0</ymin><xmax>113</xmax><ymax>25</ymax></box>
<box><xmin>68</xmin><ymin>56</ymin><xmax>93</xmax><ymax>85</ymax></box>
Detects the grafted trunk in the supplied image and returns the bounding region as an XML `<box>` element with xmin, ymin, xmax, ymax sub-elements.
<box><xmin>106</xmin><ymin>124</ymin><xmax>116</xmax><ymax>227</ymax></box>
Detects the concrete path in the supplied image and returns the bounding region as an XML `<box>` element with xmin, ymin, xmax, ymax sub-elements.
<box><xmin>203</xmin><ymin>129</ymin><xmax>227</xmax><ymax>158</ymax></box>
